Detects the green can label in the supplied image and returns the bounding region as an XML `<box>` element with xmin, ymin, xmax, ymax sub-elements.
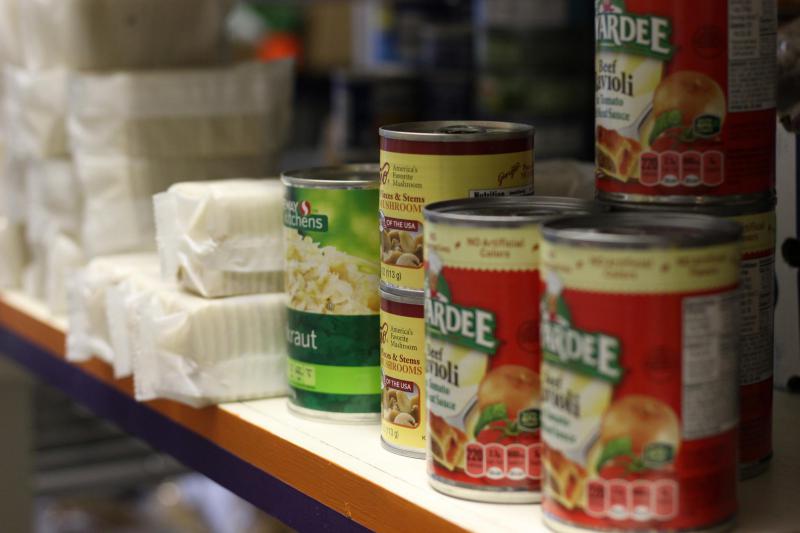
<box><xmin>284</xmin><ymin>185</ymin><xmax>381</xmax><ymax>414</ymax></box>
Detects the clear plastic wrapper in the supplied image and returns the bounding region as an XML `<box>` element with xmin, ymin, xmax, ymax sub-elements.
<box><xmin>68</xmin><ymin>60</ymin><xmax>293</xmax><ymax>159</ymax></box>
<box><xmin>3</xmin><ymin>65</ymin><xmax>69</xmax><ymax>157</ymax></box>
<box><xmin>44</xmin><ymin>231</ymin><xmax>84</xmax><ymax>315</ymax></box>
<box><xmin>106</xmin><ymin>269</ymin><xmax>170</xmax><ymax>378</ymax></box>
<box><xmin>132</xmin><ymin>288</ymin><xmax>288</xmax><ymax>407</ymax></box>
<box><xmin>76</xmin><ymin>154</ymin><xmax>277</xmax><ymax>258</ymax></box>
<box><xmin>25</xmin><ymin>158</ymin><xmax>82</xmax><ymax>247</ymax></box>
<box><xmin>0</xmin><ymin>217</ymin><xmax>26</xmax><ymax>289</ymax></box>
<box><xmin>154</xmin><ymin>179</ymin><xmax>284</xmax><ymax>298</ymax></box>
<box><xmin>18</xmin><ymin>0</ymin><xmax>234</xmax><ymax>71</ymax></box>
<box><xmin>66</xmin><ymin>253</ymin><xmax>160</xmax><ymax>363</ymax></box>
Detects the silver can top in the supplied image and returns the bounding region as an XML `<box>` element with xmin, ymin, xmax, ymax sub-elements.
<box><xmin>423</xmin><ymin>196</ymin><xmax>603</xmax><ymax>228</ymax></box>
<box><xmin>379</xmin><ymin>121</ymin><xmax>533</xmax><ymax>143</ymax></box>
<box><xmin>281</xmin><ymin>164</ymin><xmax>379</xmax><ymax>190</ymax></box>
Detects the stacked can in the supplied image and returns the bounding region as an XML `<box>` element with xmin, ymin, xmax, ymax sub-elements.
<box><xmin>540</xmin><ymin>213</ymin><xmax>743</xmax><ymax>532</ymax></box>
<box><xmin>591</xmin><ymin>0</ymin><xmax>778</xmax><ymax>488</ymax></box>
<box><xmin>378</xmin><ymin>121</ymin><xmax>535</xmax><ymax>458</ymax></box>
<box><xmin>421</xmin><ymin>197</ymin><xmax>598</xmax><ymax>503</ymax></box>
<box><xmin>282</xmin><ymin>165</ymin><xmax>381</xmax><ymax>422</ymax></box>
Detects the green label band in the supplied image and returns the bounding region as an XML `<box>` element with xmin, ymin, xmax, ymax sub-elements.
<box><xmin>287</xmin><ymin>309</ymin><xmax>379</xmax><ymax>364</ymax></box>
<box><xmin>288</xmin><ymin>358</ymin><xmax>381</xmax><ymax>395</ymax></box>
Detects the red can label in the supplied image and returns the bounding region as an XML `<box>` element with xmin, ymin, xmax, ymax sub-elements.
<box><xmin>540</xmin><ymin>239</ymin><xmax>741</xmax><ymax>530</ymax></box>
<box><xmin>424</xmin><ymin>221</ymin><xmax>542</xmax><ymax>500</ymax></box>
<box><xmin>595</xmin><ymin>0</ymin><xmax>776</xmax><ymax>200</ymax></box>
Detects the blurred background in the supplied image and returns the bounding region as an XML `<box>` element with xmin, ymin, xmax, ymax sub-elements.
<box><xmin>0</xmin><ymin>1</ymin><xmax>594</xmax><ymax>531</ymax></box>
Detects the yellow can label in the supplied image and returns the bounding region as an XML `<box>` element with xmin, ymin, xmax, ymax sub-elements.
<box><xmin>380</xmin><ymin>299</ymin><xmax>426</xmax><ymax>454</ymax></box>
<box><xmin>542</xmin><ymin>243</ymin><xmax>741</xmax><ymax>294</ymax></box>
<box><xmin>379</xmin><ymin>149</ymin><xmax>534</xmax><ymax>291</ymax></box>
<box><xmin>734</xmin><ymin>211</ymin><xmax>776</xmax><ymax>260</ymax></box>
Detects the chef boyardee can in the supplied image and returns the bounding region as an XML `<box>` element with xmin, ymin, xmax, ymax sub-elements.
<box><xmin>282</xmin><ymin>165</ymin><xmax>380</xmax><ymax>423</ymax></box>
<box><xmin>379</xmin><ymin>121</ymin><xmax>534</xmax><ymax>292</ymax></box>
<box><xmin>540</xmin><ymin>213</ymin><xmax>741</xmax><ymax>532</ymax></box>
<box><xmin>423</xmin><ymin>196</ymin><xmax>598</xmax><ymax>503</ymax></box>
<box><xmin>595</xmin><ymin>0</ymin><xmax>776</xmax><ymax>203</ymax></box>
<box><xmin>380</xmin><ymin>284</ymin><xmax>426</xmax><ymax>458</ymax></box>
<box><xmin>603</xmin><ymin>196</ymin><xmax>777</xmax><ymax>479</ymax></box>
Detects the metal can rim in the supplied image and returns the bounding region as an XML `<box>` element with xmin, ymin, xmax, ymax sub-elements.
<box><xmin>542</xmin><ymin>213</ymin><xmax>743</xmax><ymax>248</ymax></box>
<box><xmin>599</xmin><ymin>194</ymin><xmax>776</xmax><ymax>217</ymax></box>
<box><xmin>379</xmin><ymin>283</ymin><xmax>424</xmax><ymax>305</ymax></box>
<box><xmin>379</xmin><ymin>121</ymin><xmax>533</xmax><ymax>142</ymax></box>
<box><xmin>423</xmin><ymin>196</ymin><xmax>602</xmax><ymax>228</ymax></box>
<box><xmin>281</xmin><ymin>163</ymin><xmax>379</xmax><ymax>190</ymax></box>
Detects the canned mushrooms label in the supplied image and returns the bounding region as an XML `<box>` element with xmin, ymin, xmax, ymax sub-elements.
<box><xmin>595</xmin><ymin>0</ymin><xmax>776</xmax><ymax>199</ymax></box>
<box><xmin>380</xmin><ymin>295</ymin><xmax>426</xmax><ymax>454</ymax></box>
<box><xmin>540</xmin><ymin>240</ymin><xmax>740</xmax><ymax>530</ymax></box>
<box><xmin>735</xmin><ymin>210</ymin><xmax>776</xmax><ymax>469</ymax></box>
<box><xmin>425</xmin><ymin>222</ymin><xmax>542</xmax><ymax>498</ymax></box>
<box><xmin>380</xmin><ymin>137</ymin><xmax>533</xmax><ymax>291</ymax></box>
<box><xmin>284</xmin><ymin>186</ymin><xmax>381</xmax><ymax>414</ymax></box>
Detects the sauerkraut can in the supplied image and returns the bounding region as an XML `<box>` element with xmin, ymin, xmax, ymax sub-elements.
<box><xmin>379</xmin><ymin>121</ymin><xmax>534</xmax><ymax>293</ymax></box>
<box><xmin>595</xmin><ymin>0</ymin><xmax>776</xmax><ymax>203</ymax></box>
<box><xmin>540</xmin><ymin>214</ymin><xmax>741</xmax><ymax>532</ymax></box>
<box><xmin>423</xmin><ymin>196</ymin><xmax>597</xmax><ymax>503</ymax></box>
<box><xmin>380</xmin><ymin>284</ymin><xmax>426</xmax><ymax>458</ymax></box>
<box><xmin>282</xmin><ymin>165</ymin><xmax>381</xmax><ymax>422</ymax></box>
<box><xmin>603</xmin><ymin>197</ymin><xmax>777</xmax><ymax>479</ymax></box>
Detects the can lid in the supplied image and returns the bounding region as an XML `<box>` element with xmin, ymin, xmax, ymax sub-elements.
<box><xmin>281</xmin><ymin>164</ymin><xmax>379</xmax><ymax>189</ymax></box>
<box><xmin>600</xmin><ymin>194</ymin><xmax>776</xmax><ymax>217</ymax></box>
<box><xmin>379</xmin><ymin>282</ymin><xmax>424</xmax><ymax>305</ymax></box>
<box><xmin>542</xmin><ymin>213</ymin><xmax>743</xmax><ymax>248</ymax></box>
<box><xmin>379</xmin><ymin>121</ymin><xmax>533</xmax><ymax>142</ymax></box>
<box><xmin>423</xmin><ymin>197</ymin><xmax>603</xmax><ymax>228</ymax></box>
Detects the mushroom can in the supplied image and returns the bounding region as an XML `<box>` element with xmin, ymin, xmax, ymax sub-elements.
<box><xmin>380</xmin><ymin>121</ymin><xmax>534</xmax><ymax>292</ymax></box>
<box><xmin>595</xmin><ymin>0</ymin><xmax>776</xmax><ymax>203</ymax></box>
<box><xmin>380</xmin><ymin>284</ymin><xmax>426</xmax><ymax>458</ymax></box>
<box><xmin>603</xmin><ymin>197</ymin><xmax>777</xmax><ymax>479</ymax></box>
<box><xmin>423</xmin><ymin>196</ymin><xmax>598</xmax><ymax>503</ymax></box>
<box><xmin>540</xmin><ymin>214</ymin><xmax>741</xmax><ymax>532</ymax></box>
<box><xmin>282</xmin><ymin>165</ymin><xmax>381</xmax><ymax>422</ymax></box>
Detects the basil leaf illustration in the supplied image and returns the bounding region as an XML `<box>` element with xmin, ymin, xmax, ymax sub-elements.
<box><xmin>473</xmin><ymin>402</ymin><xmax>508</xmax><ymax>437</ymax></box>
<box><xmin>649</xmin><ymin>109</ymin><xmax>683</xmax><ymax>145</ymax></box>
<box><xmin>595</xmin><ymin>436</ymin><xmax>633</xmax><ymax>471</ymax></box>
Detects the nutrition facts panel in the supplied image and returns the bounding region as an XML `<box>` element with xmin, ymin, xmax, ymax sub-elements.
<box><xmin>681</xmin><ymin>292</ymin><xmax>739</xmax><ymax>440</ymax></box>
<box><xmin>739</xmin><ymin>255</ymin><xmax>775</xmax><ymax>385</ymax></box>
<box><xmin>728</xmin><ymin>0</ymin><xmax>777</xmax><ymax>111</ymax></box>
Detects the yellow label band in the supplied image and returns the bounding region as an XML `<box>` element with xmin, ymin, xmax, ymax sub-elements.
<box><xmin>380</xmin><ymin>309</ymin><xmax>426</xmax><ymax>451</ymax></box>
<box><xmin>426</xmin><ymin>222</ymin><xmax>541</xmax><ymax>271</ymax></box>
<box><xmin>541</xmin><ymin>242</ymin><xmax>741</xmax><ymax>294</ymax></box>
<box><xmin>379</xmin><ymin>149</ymin><xmax>534</xmax><ymax>291</ymax></box>
<box><xmin>733</xmin><ymin>211</ymin><xmax>776</xmax><ymax>257</ymax></box>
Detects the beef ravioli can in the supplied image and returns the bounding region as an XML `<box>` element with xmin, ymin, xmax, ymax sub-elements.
<box><xmin>539</xmin><ymin>213</ymin><xmax>741</xmax><ymax>532</ymax></box>
<box><xmin>595</xmin><ymin>0</ymin><xmax>776</xmax><ymax>203</ymax></box>
<box><xmin>379</xmin><ymin>121</ymin><xmax>534</xmax><ymax>292</ymax></box>
<box><xmin>603</xmin><ymin>197</ymin><xmax>777</xmax><ymax>479</ymax></box>
<box><xmin>380</xmin><ymin>284</ymin><xmax>426</xmax><ymax>458</ymax></box>
<box><xmin>423</xmin><ymin>196</ymin><xmax>597</xmax><ymax>503</ymax></box>
<box><xmin>282</xmin><ymin>165</ymin><xmax>381</xmax><ymax>422</ymax></box>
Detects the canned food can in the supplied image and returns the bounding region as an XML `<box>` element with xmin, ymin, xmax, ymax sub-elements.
<box><xmin>380</xmin><ymin>284</ymin><xmax>426</xmax><ymax>458</ymax></box>
<box><xmin>379</xmin><ymin>120</ymin><xmax>534</xmax><ymax>292</ymax></box>
<box><xmin>595</xmin><ymin>0</ymin><xmax>776</xmax><ymax>203</ymax></box>
<box><xmin>423</xmin><ymin>196</ymin><xmax>599</xmax><ymax>503</ymax></box>
<box><xmin>540</xmin><ymin>213</ymin><xmax>741</xmax><ymax>532</ymax></box>
<box><xmin>602</xmin><ymin>196</ymin><xmax>777</xmax><ymax>479</ymax></box>
<box><xmin>282</xmin><ymin>165</ymin><xmax>381</xmax><ymax>423</ymax></box>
